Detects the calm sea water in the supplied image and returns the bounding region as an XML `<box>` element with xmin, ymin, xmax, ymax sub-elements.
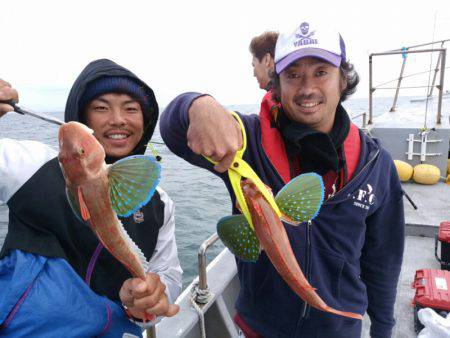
<box><xmin>0</xmin><ymin>95</ymin><xmax>447</xmax><ymax>287</ymax></box>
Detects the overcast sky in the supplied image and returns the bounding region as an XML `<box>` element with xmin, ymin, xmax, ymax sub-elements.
<box><xmin>2</xmin><ymin>0</ymin><xmax>450</xmax><ymax>111</ymax></box>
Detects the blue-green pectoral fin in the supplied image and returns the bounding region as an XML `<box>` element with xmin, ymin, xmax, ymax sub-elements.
<box><xmin>66</xmin><ymin>187</ymin><xmax>85</xmax><ymax>223</ymax></box>
<box><xmin>217</xmin><ymin>214</ymin><xmax>260</xmax><ymax>262</ymax></box>
<box><xmin>108</xmin><ymin>155</ymin><xmax>161</xmax><ymax>217</ymax></box>
<box><xmin>275</xmin><ymin>173</ymin><xmax>325</xmax><ymax>224</ymax></box>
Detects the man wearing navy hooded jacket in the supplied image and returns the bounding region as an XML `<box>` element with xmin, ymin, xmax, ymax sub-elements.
<box><xmin>0</xmin><ymin>59</ymin><xmax>181</xmax><ymax>337</ymax></box>
<box><xmin>161</xmin><ymin>20</ymin><xmax>405</xmax><ymax>338</ymax></box>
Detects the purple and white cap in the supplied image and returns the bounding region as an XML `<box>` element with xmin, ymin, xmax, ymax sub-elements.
<box><xmin>275</xmin><ymin>21</ymin><xmax>346</xmax><ymax>74</ymax></box>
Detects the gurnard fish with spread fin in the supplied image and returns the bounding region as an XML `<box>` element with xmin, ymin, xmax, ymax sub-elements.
<box><xmin>58</xmin><ymin>121</ymin><xmax>160</xmax><ymax>281</ymax></box>
<box><xmin>217</xmin><ymin>173</ymin><xmax>362</xmax><ymax>320</ymax></box>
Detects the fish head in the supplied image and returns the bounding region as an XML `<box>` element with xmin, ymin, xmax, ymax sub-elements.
<box><xmin>239</xmin><ymin>179</ymin><xmax>262</xmax><ymax>221</ymax></box>
<box><xmin>241</xmin><ymin>179</ymin><xmax>272</xmax><ymax>213</ymax></box>
<box><xmin>241</xmin><ymin>179</ymin><xmax>261</xmax><ymax>200</ymax></box>
<box><xmin>58</xmin><ymin>121</ymin><xmax>106</xmax><ymax>184</ymax></box>
<box><xmin>241</xmin><ymin>179</ymin><xmax>277</xmax><ymax>220</ymax></box>
<box><xmin>241</xmin><ymin>179</ymin><xmax>274</xmax><ymax>201</ymax></box>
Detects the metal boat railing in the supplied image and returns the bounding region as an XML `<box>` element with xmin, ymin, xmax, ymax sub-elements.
<box><xmin>368</xmin><ymin>39</ymin><xmax>449</xmax><ymax>125</ymax></box>
<box><xmin>190</xmin><ymin>232</ymin><xmax>240</xmax><ymax>338</ymax></box>
<box><xmin>198</xmin><ymin>233</ymin><xmax>220</xmax><ymax>294</ymax></box>
<box><xmin>147</xmin><ymin>233</ymin><xmax>220</xmax><ymax>338</ymax></box>
<box><xmin>350</xmin><ymin>112</ymin><xmax>367</xmax><ymax>130</ymax></box>
<box><xmin>190</xmin><ymin>232</ymin><xmax>221</xmax><ymax>338</ymax></box>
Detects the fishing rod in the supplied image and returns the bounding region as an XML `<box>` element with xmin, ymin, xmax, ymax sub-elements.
<box><xmin>402</xmin><ymin>189</ymin><xmax>418</xmax><ymax>210</ymax></box>
<box><xmin>1</xmin><ymin>99</ymin><xmax>165</xmax><ymax>150</ymax></box>
<box><xmin>0</xmin><ymin>100</ymin><xmax>166</xmax><ymax>145</ymax></box>
<box><xmin>1</xmin><ymin>99</ymin><xmax>64</xmax><ymax>125</ymax></box>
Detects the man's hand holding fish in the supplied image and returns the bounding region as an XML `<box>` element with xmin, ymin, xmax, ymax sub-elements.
<box><xmin>120</xmin><ymin>273</ymin><xmax>179</xmax><ymax>321</ymax></box>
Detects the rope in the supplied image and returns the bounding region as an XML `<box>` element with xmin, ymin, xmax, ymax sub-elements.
<box><xmin>190</xmin><ymin>282</ymin><xmax>211</xmax><ymax>338</ymax></box>
<box><xmin>373</xmin><ymin>67</ymin><xmax>450</xmax><ymax>89</ymax></box>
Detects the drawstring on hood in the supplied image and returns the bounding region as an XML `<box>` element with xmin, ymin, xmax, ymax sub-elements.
<box><xmin>64</xmin><ymin>59</ymin><xmax>159</xmax><ymax>163</ymax></box>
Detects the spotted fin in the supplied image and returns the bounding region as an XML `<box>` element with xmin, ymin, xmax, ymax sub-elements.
<box><xmin>275</xmin><ymin>173</ymin><xmax>324</xmax><ymax>224</ymax></box>
<box><xmin>217</xmin><ymin>214</ymin><xmax>260</xmax><ymax>262</ymax></box>
<box><xmin>108</xmin><ymin>155</ymin><xmax>161</xmax><ymax>217</ymax></box>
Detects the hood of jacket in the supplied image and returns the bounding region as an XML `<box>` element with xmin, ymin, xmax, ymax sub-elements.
<box><xmin>64</xmin><ymin>59</ymin><xmax>159</xmax><ymax>160</ymax></box>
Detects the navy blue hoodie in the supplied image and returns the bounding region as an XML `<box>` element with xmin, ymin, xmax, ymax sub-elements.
<box><xmin>160</xmin><ymin>92</ymin><xmax>405</xmax><ymax>338</ymax></box>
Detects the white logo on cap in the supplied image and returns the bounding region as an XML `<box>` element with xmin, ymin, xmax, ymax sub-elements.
<box><xmin>294</xmin><ymin>22</ymin><xmax>318</xmax><ymax>47</ymax></box>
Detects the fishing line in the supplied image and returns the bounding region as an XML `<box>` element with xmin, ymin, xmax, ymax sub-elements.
<box><xmin>1</xmin><ymin>99</ymin><xmax>64</xmax><ymax>125</ymax></box>
<box><xmin>2</xmin><ymin>100</ymin><xmax>165</xmax><ymax>153</ymax></box>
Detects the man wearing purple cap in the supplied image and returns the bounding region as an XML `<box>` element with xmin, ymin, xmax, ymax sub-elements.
<box><xmin>161</xmin><ymin>20</ymin><xmax>404</xmax><ymax>338</ymax></box>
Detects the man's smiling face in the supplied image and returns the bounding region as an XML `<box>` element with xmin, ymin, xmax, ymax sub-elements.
<box><xmin>279</xmin><ymin>56</ymin><xmax>346</xmax><ymax>133</ymax></box>
<box><xmin>85</xmin><ymin>93</ymin><xmax>144</xmax><ymax>158</ymax></box>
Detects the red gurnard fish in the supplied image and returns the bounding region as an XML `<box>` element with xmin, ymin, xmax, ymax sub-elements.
<box><xmin>217</xmin><ymin>173</ymin><xmax>362</xmax><ymax>320</ymax></box>
<box><xmin>58</xmin><ymin>121</ymin><xmax>160</xmax><ymax>280</ymax></box>
<box><xmin>242</xmin><ymin>179</ymin><xmax>362</xmax><ymax>320</ymax></box>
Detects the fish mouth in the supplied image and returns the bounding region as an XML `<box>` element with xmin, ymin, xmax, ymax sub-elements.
<box><xmin>241</xmin><ymin>180</ymin><xmax>260</xmax><ymax>198</ymax></box>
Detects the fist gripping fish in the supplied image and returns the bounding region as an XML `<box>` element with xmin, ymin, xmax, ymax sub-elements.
<box><xmin>58</xmin><ymin>121</ymin><xmax>160</xmax><ymax>280</ymax></box>
<box><xmin>217</xmin><ymin>174</ymin><xmax>362</xmax><ymax>320</ymax></box>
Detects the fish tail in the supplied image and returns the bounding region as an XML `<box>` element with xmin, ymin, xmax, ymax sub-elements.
<box><xmin>324</xmin><ymin>307</ymin><xmax>363</xmax><ymax>320</ymax></box>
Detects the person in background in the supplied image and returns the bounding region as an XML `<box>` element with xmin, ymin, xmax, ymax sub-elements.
<box><xmin>250</xmin><ymin>31</ymin><xmax>278</xmax><ymax>91</ymax></box>
<box><xmin>160</xmin><ymin>19</ymin><xmax>404</xmax><ymax>338</ymax></box>
<box><xmin>0</xmin><ymin>59</ymin><xmax>182</xmax><ymax>337</ymax></box>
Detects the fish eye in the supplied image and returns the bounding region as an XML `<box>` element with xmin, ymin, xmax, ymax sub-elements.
<box><xmin>80</xmin><ymin>148</ymin><xmax>85</xmax><ymax>154</ymax></box>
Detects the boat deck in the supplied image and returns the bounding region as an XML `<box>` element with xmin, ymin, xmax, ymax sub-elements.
<box><xmin>364</xmin><ymin>235</ymin><xmax>438</xmax><ymax>337</ymax></box>
<box><xmin>403</xmin><ymin>182</ymin><xmax>450</xmax><ymax>235</ymax></box>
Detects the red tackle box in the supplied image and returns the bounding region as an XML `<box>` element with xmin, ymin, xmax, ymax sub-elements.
<box><xmin>435</xmin><ymin>221</ymin><xmax>450</xmax><ymax>270</ymax></box>
<box><xmin>412</xmin><ymin>269</ymin><xmax>450</xmax><ymax>332</ymax></box>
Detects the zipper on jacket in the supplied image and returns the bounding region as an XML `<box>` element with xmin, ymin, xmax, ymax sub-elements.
<box><xmin>301</xmin><ymin>220</ymin><xmax>313</xmax><ymax>319</ymax></box>
<box><xmin>287</xmin><ymin>155</ymin><xmax>296</xmax><ymax>181</ymax></box>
